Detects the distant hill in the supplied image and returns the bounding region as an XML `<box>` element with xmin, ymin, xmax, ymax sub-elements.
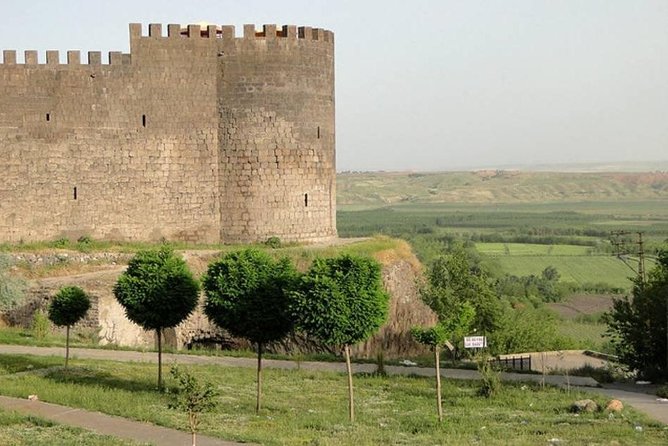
<box><xmin>337</xmin><ymin>171</ymin><xmax>668</xmax><ymax>207</ymax></box>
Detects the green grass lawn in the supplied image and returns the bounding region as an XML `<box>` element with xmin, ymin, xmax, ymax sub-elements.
<box><xmin>0</xmin><ymin>354</ymin><xmax>665</xmax><ymax>445</ymax></box>
<box><xmin>0</xmin><ymin>409</ymin><xmax>142</xmax><ymax>446</ymax></box>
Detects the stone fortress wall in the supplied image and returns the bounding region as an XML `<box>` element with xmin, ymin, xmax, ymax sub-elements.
<box><xmin>0</xmin><ymin>23</ymin><xmax>336</xmax><ymax>244</ymax></box>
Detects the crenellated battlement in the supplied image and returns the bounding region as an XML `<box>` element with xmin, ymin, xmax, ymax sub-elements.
<box><xmin>0</xmin><ymin>22</ymin><xmax>332</xmax><ymax>67</ymax></box>
<box><xmin>0</xmin><ymin>49</ymin><xmax>131</xmax><ymax>66</ymax></box>
<box><xmin>129</xmin><ymin>23</ymin><xmax>334</xmax><ymax>43</ymax></box>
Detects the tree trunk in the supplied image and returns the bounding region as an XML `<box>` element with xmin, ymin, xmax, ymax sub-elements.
<box><xmin>65</xmin><ymin>325</ymin><xmax>70</xmax><ymax>368</ymax></box>
<box><xmin>435</xmin><ymin>347</ymin><xmax>443</xmax><ymax>422</ymax></box>
<box><xmin>256</xmin><ymin>342</ymin><xmax>263</xmax><ymax>414</ymax></box>
<box><xmin>157</xmin><ymin>328</ymin><xmax>163</xmax><ymax>389</ymax></box>
<box><xmin>344</xmin><ymin>345</ymin><xmax>355</xmax><ymax>423</ymax></box>
<box><xmin>189</xmin><ymin>412</ymin><xmax>197</xmax><ymax>446</ymax></box>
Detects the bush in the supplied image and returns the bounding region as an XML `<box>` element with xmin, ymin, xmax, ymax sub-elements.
<box><xmin>477</xmin><ymin>354</ymin><xmax>502</xmax><ymax>398</ymax></box>
<box><xmin>76</xmin><ymin>235</ymin><xmax>92</xmax><ymax>245</ymax></box>
<box><xmin>52</xmin><ymin>238</ymin><xmax>70</xmax><ymax>248</ymax></box>
<box><xmin>264</xmin><ymin>236</ymin><xmax>282</xmax><ymax>249</ymax></box>
<box><xmin>31</xmin><ymin>309</ymin><xmax>50</xmax><ymax>340</ymax></box>
<box><xmin>0</xmin><ymin>255</ymin><xmax>25</xmax><ymax>312</ymax></box>
<box><xmin>657</xmin><ymin>385</ymin><xmax>668</xmax><ymax>399</ymax></box>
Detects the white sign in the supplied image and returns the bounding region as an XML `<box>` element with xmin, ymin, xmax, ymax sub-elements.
<box><xmin>464</xmin><ymin>336</ymin><xmax>487</xmax><ymax>349</ymax></box>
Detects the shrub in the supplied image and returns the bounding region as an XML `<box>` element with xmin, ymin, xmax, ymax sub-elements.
<box><xmin>657</xmin><ymin>385</ymin><xmax>668</xmax><ymax>399</ymax></box>
<box><xmin>52</xmin><ymin>238</ymin><xmax>70</xmax><ymax>248</ymax></box>
<box><xmin>264</xmin><ymin>236</ymin><xmax>282</xmax><ymax>249</ymax></box>
<box><xmin>31</xmin><ymin>309</ymin><xmax>50</xmax><ymax>340</ymax></box>
<box><xmin>477</xmin><ymin>354</ymin><xmax>502</xmax><ymax>398</ymax></box>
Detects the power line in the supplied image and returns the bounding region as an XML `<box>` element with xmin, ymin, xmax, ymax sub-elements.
<box><xmin>609</xmin><ymin>230</ymin><xmax>646</xmax><ymax>285</ymax></box>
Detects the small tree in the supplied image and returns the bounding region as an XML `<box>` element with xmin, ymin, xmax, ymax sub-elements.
<box><xmin>169</xmin><ymin>365</ymin><xmax>218</xmax><ymax>446</ymax></box>
<box><xmin>420</xmin><ymin>248</ymin><xmax>502</xmax><ymax>356</ymax></box>
<box><xmin>291</xmin><ymin>254</ymin><xmax>389</xmax><ymax>422</ymax></box>
<box><xmin>48</xmin><ymin>286</ymin><xmax>90</xmax><ymax>367</ymax></box>
<box><xmin>114</xmin><ymin>247</ymin><xmax>199</xmax><ymax>388</ymax></box>
<box><xmin>412</xmin><ymin>301</ymin><xmax>474</xmax><ymax>422</ymax></box>
<box><xmin>202</xmin><ymin>249</ymin><xmax>297</xmax><ymax>413</ymax></box>
<box><xmin>411</xmin><ymin>324</ymin><xmax>448</xmax><ymax>422</ymax></box>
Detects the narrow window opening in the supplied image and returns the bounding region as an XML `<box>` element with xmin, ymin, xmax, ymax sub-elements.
<box><xmin>142</xmin><ymin>114</ymin><xmax>147</xmax><ymax>127</ymax></box>
<box><xmin>46</xmin><ymin>113</ymin><xmax>51</xmax><ymax>122</ymax></box>
<box><xmin>304</xmin><ymin>193</ymin><xmax>308</xmax><ymax>207</ymax></box>
<box><xmin>73</xmin><ymin>187</ymin><xmax>78</xmax><ymax>200</ymax></box>
<box><xmin>317</xmin><ymin>126</ymin><xmax>320</xmax><ymax>139</ymax></box>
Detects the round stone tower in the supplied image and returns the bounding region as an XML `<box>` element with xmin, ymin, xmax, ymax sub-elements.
<box><xmin>217</xmin><ymin>25</ymin><xmax>337</xmax><ymax>243</ymax></box>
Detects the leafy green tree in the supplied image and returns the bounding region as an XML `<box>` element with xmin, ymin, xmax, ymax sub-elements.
<box><xmin>541</xmin><ymin>266</ymin><xmax>560</xmax><ymax>282</ymax></box>
<box><xmin>114</xmin><ymin>247</ymin><xmax>199</xmax><ymax>388</ymax></box>
<box><xmin>202</xmin><ymin>249</ymin><xmax>297</xmax><ymax>413</ymax></box>
<box><xmin>492</xmin><ymin>305</ymin><xmax>569</xmax><ymax>353</ymax></box>
<box><xmin>291</xmin><ymin>254</ymin><xmax>389</xmax><ymax>422</ymax></box>
<box><xmin>420</xmin><ymin>248</ymin><xmax>502</xmax><ymax>354</ymax></box>
<box><xmin>169</xmin><ymin>365</ymin><xmax>218</xmax><ymax>446</ymax></box>
<box><xmin>606</xmin><ymin>250</ymin><xmax>668</xmax><ymax>380</ymax></box>
<box><xmin>48</xmin><ymin>286</ymin><xmax>91</xmax><ymax>368</ymax></box>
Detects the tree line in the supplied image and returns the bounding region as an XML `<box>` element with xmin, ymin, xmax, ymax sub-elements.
<box><xmin>48</xmin><ymin>246</ymin><xmax>389</xmax><ymax>423</ymax></box>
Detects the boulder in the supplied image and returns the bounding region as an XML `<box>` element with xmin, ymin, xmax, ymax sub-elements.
<box><xmin>570</xmin><ymin>399</ymin><xmax>598</xmax><ymax>413</ymax></box>
<box><xmin>605</xmin><ymin>399</ymin><xmax>624</xmax><ymax>412</ymax></box>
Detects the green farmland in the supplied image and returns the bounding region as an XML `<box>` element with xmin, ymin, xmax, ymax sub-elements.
<box><xmin>490</xmin><ymin>254</ymin><xmax>635</xmax><ymax>289</ymax></box>
<box><xmin>337</xmin><ymin>170</ymin><xmax>668</xmax><ymax>291</ymax></box>
<box><xmin>476</xmin><ymin>243</ymin><xmax>591</xmax><ymax>256</ymax></box>
<box><xmin>476</xmin><ymin>243</ymin><xmax>643</xmax><ymax>289</ymax></box>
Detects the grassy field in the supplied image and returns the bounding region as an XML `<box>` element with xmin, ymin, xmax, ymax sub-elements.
<box><xmin>489</xmin><ymin>255</ymin><xmax>636</xmax><ymax>290</ymax></box>
<box><xmin>0</xmin><ymin>409</ymin><xmax>140</xmax><ymax>446</ymax></box>
<box><xmin>0</xmin><ymin>354</ymin><xmax>666</xmax><ymax>445</ymax></box>
<box><xmin>476</xmin><ymin>243</ymin><xmax>592</xmax><ymax>256</ymax></box>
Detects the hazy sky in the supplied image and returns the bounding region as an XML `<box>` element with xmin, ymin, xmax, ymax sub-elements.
<box><xmin>1</xmin><ymin>1</ymin><xmax>666</xmax><ymax>171</ymax></box>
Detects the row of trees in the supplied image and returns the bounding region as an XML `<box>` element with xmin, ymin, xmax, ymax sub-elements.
<box><xmin>113</xmin><ymin>247</ymin><xmax>389</xmax><ymax>422</ymax></box>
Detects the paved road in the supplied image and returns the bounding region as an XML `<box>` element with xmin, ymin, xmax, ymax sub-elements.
<box><xmin>586</xmin><ymin>386</ymin><xmax>668</xmax><ymax>425</ymax></box>
<box><xmin>0</xmin><ymin>344</ymin><xmax>598</xmax><ymax>387</ymax></box>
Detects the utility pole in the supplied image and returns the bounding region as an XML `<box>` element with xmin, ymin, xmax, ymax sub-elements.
<box><xmin>609</xmin><ymin>230</ymin><xmax>647</xmax><ymax>285</ymax></box>
<box><xmin>610</xmin><ymin>231</ymin><xmax>667</xmax><ymax>375</ymax></box>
